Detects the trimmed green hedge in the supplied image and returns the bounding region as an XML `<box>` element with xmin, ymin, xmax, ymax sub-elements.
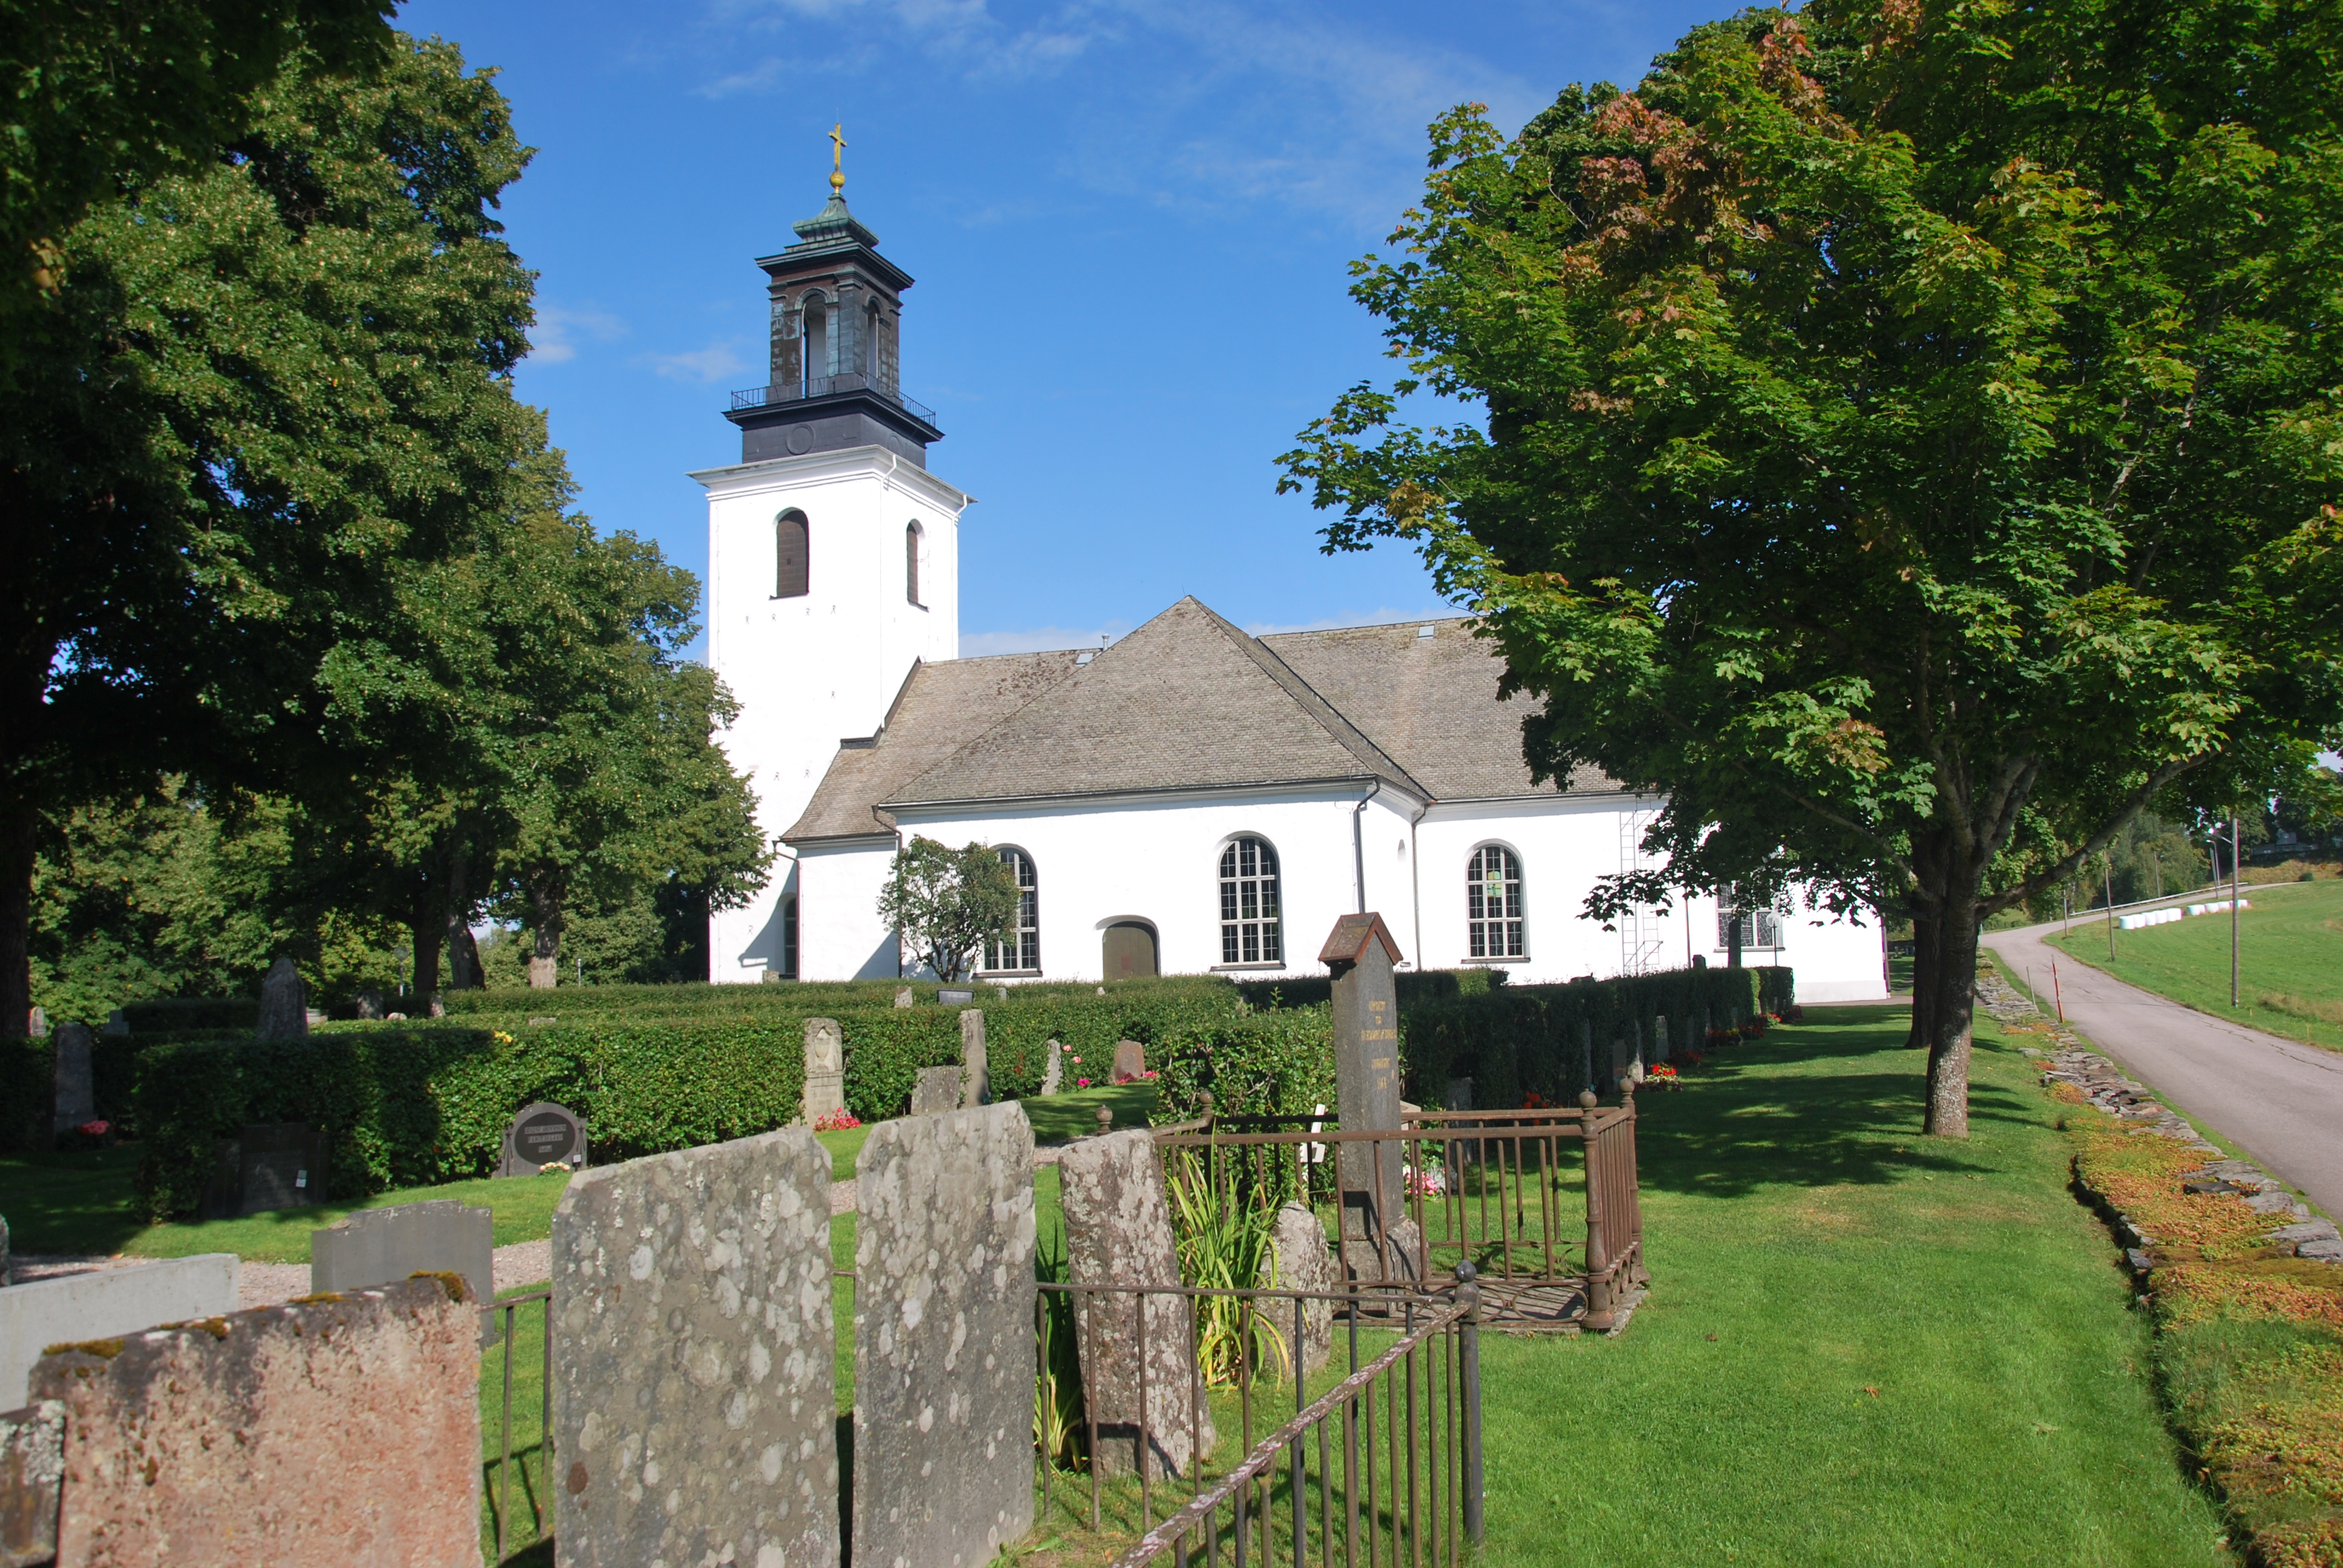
<box><xmin>1155</xmin><ymin>1007</ymin><xmax>1338</xmax><ymax>1120</ymax></box>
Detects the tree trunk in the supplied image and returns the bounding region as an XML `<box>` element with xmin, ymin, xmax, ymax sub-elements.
<box><xmin>1919</xmin><ymin>855</ymin><xmax>1984</xmax><ymax>1138</ymax></box>
<box><xmin>528</xmin><ymin>878</ymin><xmax>563</xmax><ymax>990</ymax></box>
<box><xmin>408</xmin><ymin>891</ymin><xmax>443</xmax><ymax>1006</ymax></box>
<box><xmin>1905</xmin><ymin>906</ymin><xmax>1938</xmax><ymax>1051</ymax></box>
<box><xmin>444</xmin><ymin>849</ymin><xmax>480</xmax><ymax>990</ymax></box>
<box><xmin>0</xmin><ymin>803</ymin><xmax>33</xmax><ymax>1039</ymax></box>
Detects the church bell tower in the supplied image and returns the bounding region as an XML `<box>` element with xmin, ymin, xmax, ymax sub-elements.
<box><xmin>695</xmin><ymin>140</ymin><xmax>967</xmax><ymax>984</ymax></box>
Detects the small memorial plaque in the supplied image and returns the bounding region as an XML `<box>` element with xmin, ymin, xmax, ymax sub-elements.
<box><xmin>500</xmin><ymin>1102</ymin><xmax>588</xmax><ymax>1178</ymax></box>
<box><xmin>936</xmin><ymin>987</ymin><xmax>974</xmax><ymax>1006</ymax></box>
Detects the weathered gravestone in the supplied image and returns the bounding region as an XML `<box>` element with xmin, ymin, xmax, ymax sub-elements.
<box><xmin>23</xmin><ymin>1008</ymin><xmax>44</xmax><ymax>1040</ymax></box>
<box><xmin>1270</xmin><ymin>1201</ymin><xmax>1337</xmax><ymax>1376</ymax></box>
<box><xmin>0</xmin><ymin>1399</ymin><xmax>62</xmax><ymax>1564</ymax></box>
<box><xmin>854</xmin><ymin>1103</ymin><xmax>1036</xmax><ymax>1568</ymax></box>
<box><xmin>1110</xmin><ymin>1040</ymin><xmax>1146</xmax><ymax>1084</ymax></box>
<box><xmin>0</xmin><ymin>1255</ymin><xmax>238</xmax><ymax>1405</ymax></box>
<box><xmin>50</xmin><ymin>1023</ymin><xmax>93</xmax><ymax>1138</ymax></box>
<box><xmin>552</xmin><ymin>1128</ymin><xmax>837</xmax><ymax>1568</ymax></box>
<box><xmin>311</xmin><ymin>1199</ymin><xmax>493</xmax><ymax>1312</ymax></box>
<box><xmin>499</xmin><ymin>1101</ymin><xmax>588</xmax><ymax>1178</ymax></box>
<box><xmin>355</xmin><ymin>988</ymin><xmax>387</xmax><ymax>1020</ymax></box>
<box><xmin>802</xmin><ymin>1017</ymin><xmax>845</xmax><ymax>1125</ymax></box>
<box><xmin>35</xmin><ymin>1276</ymin><xmax>479</xmax><ymax>1566</ymax></box>
<box><xmin>1323</xmin><ymin>913</ymin><xmax>1406</xmax><ymax>1285</ymax></box>
<box><xmin>1040</xmin><ymin>1039</ymin><xmax>1063</xmax><ymax>1096</ymax></box>
<box><xmin>1654</xmin><ymin>1015</ymin><xmax>1671</xmax><ymax>1063</ymax></box>
<box><xmin>198</xmin><ymin>1123</ymin><xmax>329</xmax><ymax>1219</ymax></box>
<box><xmin>937</xmin><ymin>987</ymin><xmax>974</xmax><ymax>1007</ymax></box>
<box><xmin>102</xmin><ymin>1008</ymin><xmax>128</xmax><ymax>1037</ymax></box>
<box><xmin>254</xmin><ymin>956</ymin><xmax>307</xmax><ymax>1040</ymax></box>
<box><xmin>1058</xmin><ymin>1130</ymin><xmax>1213</xmax><ymax>1478</ymax></box>
<box><xmin>960</xmin><ymin>1009</ymin><xmax>989</xmax><ymax>1107</ymax></box>
<box><xmin>893</xmin><ymin>987</ymin><xmax>914</xmax><ymax>1009</ymax></box>
<box><xmin>910</xmin><ymin>1066</ymin><xmax>963</xmax><ymax>1116</ymax></box>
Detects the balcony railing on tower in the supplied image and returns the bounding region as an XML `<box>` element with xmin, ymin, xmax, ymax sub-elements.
<box><xmin>729</xmin><ymin>373</ymin><xmax>936</xmax><ymax>425</ymax></box>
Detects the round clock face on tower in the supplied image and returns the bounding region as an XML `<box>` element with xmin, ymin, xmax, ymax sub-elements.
<box><xmin>785</xmin><ymin>425</ymin><xmax>814</xmax><ymax>455</ymax></box>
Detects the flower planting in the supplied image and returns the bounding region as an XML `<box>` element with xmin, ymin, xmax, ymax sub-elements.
<box><xmin>812</xmin><ymin>1108</ymin><xmax>861</xmax><ymax>1133</ymax></box>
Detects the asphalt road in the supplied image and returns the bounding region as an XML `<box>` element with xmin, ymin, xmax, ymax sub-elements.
<box><xmin>1982</xmin><ymin>919</ymin><xmax>2343</xmax><ymax>1220</ymax></box>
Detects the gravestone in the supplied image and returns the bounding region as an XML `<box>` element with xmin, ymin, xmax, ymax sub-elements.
<box><xmin>960</xmin><ymin>1008</ymin><xmax>989</xmax><ymax>1107</ymax></box>
<box><xmin>312</xmin><ymin>1198</ymin><xmax>493</xmax><ymax>1311</ymax></box>
<box><xmin>552</xmin><ymin>1128</ymin><xmax>837</xmax><ymax>1568</ymax></box>
<box><xmin>102</xmin><ymin>1008</ymin><xmax>128</xmax><ymax>1037</ymax></box>
<box><xmin>24</xmin><ymin>1007</ymin><xmax>44</xmax><ymax>1040</ymax></box>
<box><xmin>1270</xmin><ymin>1201</ymin><xmax>1336</xmax><ymax>1376</ymax></box>
<box><xmin>235</xmin><ymin>1123</ymin><xmax>327</xmax><ymax>1215</ymax></box>
<box><xmin>1654</xmin><ymin>1015</ymin><xmax>1671</xmax><ymax>1062</ymax></box>
<box><xmin>50</xmin><ymin>1023</ymin><xmax>94</xmax><ymax>1137</ymax></box>
<box><xmin>1</xmin><ymin>1214</ymin><xmax>10</xmax><ymax>1287</ymax></box>
<box><xmin>910</xmin><ymin>1065</ymin><xmax>962</xmax><ymax>1116</ymax></box>
<box><xmin>894</xmin><ymin>987</ymin><xmax>914</xmax><ymax>1009</ymax></box>
<box><xmin>0</xmin><ymin>1254</ymin><xmax>238</xmax><ymax>1404</ymax></box>
<box><xmin>37</xmin><ymin>1276</ymin><xmax>479</xmax><ymax>1566</ymax></box>
<box><xmin>355</xmin><ymin>989</ymin><xmax>386</xmax><ymax>1020</ymax></box>
<box><xmin>1110</xmin><ymin>1040</ymin><xmax>1146</xmax><ymax>1084</ymax></box>
<box><xmin>0</xmin><ymin>1400</ymin><xmax>62</xmax><ymax>1564</ymax></box>
<box><xmin>254</xmin><ymin>956</ymin><xmax>307</xmax><ymax>1040</ymax></box>
<box><xmin>854</xmin><ymin>1103</ymin><xmax>1035</xmax><ymax>1568</ymax></box>
<box><xmin>1040</xmin><ymin>1039</ymin><xmax>1063</xmax><ymax>1096</ymax></box>
<box><xmin>1058</xmin><ymin>1129</ymin><xmax>1213</xmax><ymax>1480</ymax></box>
<box><xmin>1322</xmin><ymin>913</ymin><xmax>1405</xmax><ymax>1284</ymax></box>
<box><xmin>937</xmin><ymin>987</ymin><xmax>974</xmax><ymax>1006</ymax></box>
<box><xmin>498</xmin><ymin>1102</ymin><xmax>586</xmax><ymax>1178</ymax></box>
<box><xmin>803</xmin><ymin>1016</ymin><xmax>846</xmax><ymax>1125</ymax></box>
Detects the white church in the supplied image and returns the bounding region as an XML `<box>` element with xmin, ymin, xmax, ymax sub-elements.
<box><xmin>695</xmin><ymin>181</ymin><xmax>1888</xmax><ymax>1002</ymax></box>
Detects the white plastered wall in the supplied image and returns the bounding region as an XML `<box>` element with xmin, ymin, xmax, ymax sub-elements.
<box><xmin>697</xmin><ymin>445</ymin><xmax>968</xmax><ymax>983</ymax></box>
<box><xmin>793</xmin><ymin>838</ymin><xmax>905</xmax><ymax>981</ymax></box>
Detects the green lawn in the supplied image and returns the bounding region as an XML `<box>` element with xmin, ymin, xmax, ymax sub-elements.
<box><xmin>2045</xmin><ymin>876</ymin><xmax>2343</xmax><ymax>1053</ymax></box>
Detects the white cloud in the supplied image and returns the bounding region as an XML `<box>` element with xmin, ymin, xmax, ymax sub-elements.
<box><xmin>644</xmin><ymin>339</ymin><xmax>753</xmax><ymax>384</ymax></box>
<box><xmin>529</xmin><ymin>303</ymin><xmax>628</xmax><ymax>365</ymax></box>
<box><xmin>959</xmin><ymin>622</ymin><xmax>1130</xmax><ymax>657</ymax></box>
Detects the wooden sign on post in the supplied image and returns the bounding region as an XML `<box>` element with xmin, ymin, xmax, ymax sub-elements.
<box><xmin>1322</xmin><ymin>912</ymin><xmax>1411</xmax><ymax>1285</ymax></box>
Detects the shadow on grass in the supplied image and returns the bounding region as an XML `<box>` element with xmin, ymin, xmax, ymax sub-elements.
<box><xmin>1635</xmin><ymin>1007</ymin><xmax>2036</xmax><ymax>1198</ymax></box>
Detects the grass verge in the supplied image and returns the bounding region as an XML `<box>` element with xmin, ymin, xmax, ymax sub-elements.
<box><xmin>2045</xmin><ymin>878</ymin><xmax>2343</xmax><ymax>1054</ymax></box>
<box><xmin>2001</xmin><ymin>993</ymin><xmax>2343</xmax><ymax>1564</ymax></box>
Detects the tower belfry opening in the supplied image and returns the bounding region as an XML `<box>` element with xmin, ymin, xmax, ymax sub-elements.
<box><xmin>724</xmin><ymin>146</ymin><xmax>942</xmax><ymax>468</ymax></box>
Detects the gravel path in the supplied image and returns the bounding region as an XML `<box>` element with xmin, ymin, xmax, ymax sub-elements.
<box><xmin>1984</xmin><ymin>916</ymin><xmax>2343</xmax><ymax>1220</ymax></box>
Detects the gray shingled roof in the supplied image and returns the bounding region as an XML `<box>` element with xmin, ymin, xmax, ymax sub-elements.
<box><xmin>782</xmin><ymin>650</ymin><xmax>1084</xmax><ymax>842</ymax></box>
<box><xmin>883</xmin><ymin>598</ymin><xmax>1421</xmax><ymax>808</ymax></box>
<box><xmin>785</xmin><ymin>599</ymin><xmax>1615</xmax><ymax>843</ymax></box>
<box><xmin>1261</xmin><ymin>618</ymin><xmax>1621</xmax><ymax>799</ymax></box>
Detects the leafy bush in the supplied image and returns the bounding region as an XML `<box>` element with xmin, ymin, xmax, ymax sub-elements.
<box><xmin>121</xmin><ymin>998</ymin><xmax>258</xmax><ymax>1031</ymax></box>
<box><xmin>1154</xmin><ymin>1007</ymin><xmax>1337</xmax><ymax>1121</ymax></box>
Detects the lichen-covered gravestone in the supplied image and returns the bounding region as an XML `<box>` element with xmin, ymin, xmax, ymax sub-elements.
<box><xmin>855</xmin><ymin>1103</ymin><xmax>1036</xmax><ymax>1568</ymax></box>
<box><xmin>552</xmin><ymin>1128</ymin><xmax>837</xmax><ymax>1568</ymax></box>
<box><xmin>311</xmin><ymin>1198</ymin><xmax>493</xmax><ymax>1310</ymax></box>
<box><xmin>910</xmin><ymin>1065</ymin><xmax>962</xmax><ymax>1116</ymax></box>
<box><xmin>1269</xmin><ymin>1201</ymin><xmax>1336</xmax><ymax>1376</ymax></box>
<box><xmin>802</xmin><ymin>1017</ymin><xmax>845</xmax><ymax>1125</ymax></box>
<box><xmin>959</xmin><ymin>1008</ymin><xmax>988</xmax><ymax>1107</ymax></box>
<box><xmin>254</xmin><ymin>956</ymin><xmax>307</xmax><ymax>1040</ymax></box>
<box><xmin>1058</xmin><ymin>1129</ymin><xmax>1213</xmax><ymax>1477</ymax></box>
<box><xmin>1041</xmin><ymin>1039</ymin><xmax>1063</xmax><ymax>1096</ymax></box>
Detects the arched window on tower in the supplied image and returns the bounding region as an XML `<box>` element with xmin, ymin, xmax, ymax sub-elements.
<box><xmin>799</xmin><ymin>292</ymin><xmax>829</xmax><ymax>393</ymax></box>
<box><xmin>1219</xmin><ymin>835</ymin><xmax>1282</xmax><ymax>964</ymax></box>
<box><xmin>775</xmin><ymin>510</ymin><xmax>808</xmax><ymax>598</ymax></box>
<box><xmin>905</xmin><ymin>521</ymin><xmax>924</xmax><ymax>606</ymax></box>
<box><xmin>1466</xmin><ymin>844</ymin><xmax>1525</xmax><ymax>959</ymax></box>
<box><xmin>984</xmin><ymin>848</ymin><xmax>1038</xmax><ymax>973</ymax></box>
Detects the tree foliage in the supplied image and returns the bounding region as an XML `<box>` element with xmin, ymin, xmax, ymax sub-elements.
<box><xmin>1279</xmin><ymin>1</ymin><xmax>2343</xmax><ymax>1134</ymax></box>
<box><xmin>877</xmin><ymin>838</ymin><xmax>1022</xmax><ymax>983</ymax></box>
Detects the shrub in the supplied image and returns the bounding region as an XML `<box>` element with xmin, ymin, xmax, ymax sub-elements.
<box><xmin>1154</xmin><ymin>1007</ymin><xmax>1336</xmax><ymax>1120</ymax></box>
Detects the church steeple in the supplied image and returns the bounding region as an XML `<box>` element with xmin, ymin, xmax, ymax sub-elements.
<box><xmin>724</xmin><ymin>151</ymin><xmax>942</xmax><ymax>468</ymax></box>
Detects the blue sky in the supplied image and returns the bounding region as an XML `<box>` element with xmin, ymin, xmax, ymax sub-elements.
<box><xmin>396</xmin><ymin>0</ymin><xmax>1735</xmax><ymax>657</ymax></box>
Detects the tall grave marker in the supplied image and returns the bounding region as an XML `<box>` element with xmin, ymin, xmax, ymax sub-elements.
<box><xmin>1322</xmin><ymin>913</ymin><xmax>1411</xmax><ymax>1285</ymax></box>
<box><xmin>802</xmin><ymin>1017</ymin><xmax>845</xmax><ymax>1124</ymax></box>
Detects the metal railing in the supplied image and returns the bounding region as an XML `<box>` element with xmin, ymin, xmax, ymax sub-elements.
<box><xmin>1152</xmin><ymin>1091</ymin><xmax>1645</xmax><ymax>1326</ymax></box>
<box><xmin>728</xmin><ymin>374</ymin><xmax>938</xmax><ymax>425</ymax></box>
<box><xmin>482</xmin><ymin>1290</ymin><xmax>552</xmax><ymax>1563</ymax></box>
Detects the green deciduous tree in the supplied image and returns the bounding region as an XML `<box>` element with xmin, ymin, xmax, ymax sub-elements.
<box><xmin>1279</xmin><ymin>2</ymin><xmax>2343</xmax><ymax>1134</ymax></box>
<box><xmin>1</xmin><ymin>33</ymin><xmax>540</xmax><ymax>1031</ymax></box>
<box><xmin>877</xmin><ymin>838</ymin><xmax>1022</xmax><ymax>983</ymax></box>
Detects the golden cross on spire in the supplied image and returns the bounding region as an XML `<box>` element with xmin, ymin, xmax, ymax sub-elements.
<box><xmin>828</xmin><ymin>123</ymin><xmax>847</xmax><ymax>196</ymax></box>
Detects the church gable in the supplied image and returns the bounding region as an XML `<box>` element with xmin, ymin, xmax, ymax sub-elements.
<box><xmin>885</xmin><ymin>597</ymin><xmax>1422</xmax><ymax>808</ymax></box>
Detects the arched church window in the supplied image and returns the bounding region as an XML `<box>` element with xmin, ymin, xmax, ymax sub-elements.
<box><xmin>906</xmin><ymin>521</ymin><xmax>923</xmax><ymax>607</ymax></box>
<box><xmin>985</xmin><ymin>848</ymin><xmax>1038</xmax><ymax>972</ymax></box>
<box><xmin>1219</xmin><ymin>835</ymin><xmax>1282</xmax><ymax>964</ymax></box>
<box><xmin>800</xmin><ymin>292</ymin><xmax>829</xmax><ymax>393</ymax></box>
<box><xmin>1466</xmin><ymin>844</ymin><xmax>1525</xmax><ymax>958</ymax></box>
<box><xmin>775</xmin><ymin>510</ymin><xmax>808</xmax><ymax>599</ymax></box>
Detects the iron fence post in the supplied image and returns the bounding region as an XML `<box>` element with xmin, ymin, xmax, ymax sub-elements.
<box><xmin>1454</xmin><ymin>1264</ymin><xmax>1483</xmax><ymax>1547</ymax></box>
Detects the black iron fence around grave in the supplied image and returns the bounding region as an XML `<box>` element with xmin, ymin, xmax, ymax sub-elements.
<box><xmin>1034</xmin><ymin>1272</ymin><xmax>1485</xmax><ymax>1568</ymax></box>
<box><xmin>1153</xmin><ymin>1091</ymin><xmax>1646</xmax><ymax>1331</ymax></box>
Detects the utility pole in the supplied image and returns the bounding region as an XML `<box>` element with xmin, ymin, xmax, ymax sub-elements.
<box><xmin>2230</xmin><ymin>809</ymin><xmax>2242</xmax><ymax>1010</ymax></box>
